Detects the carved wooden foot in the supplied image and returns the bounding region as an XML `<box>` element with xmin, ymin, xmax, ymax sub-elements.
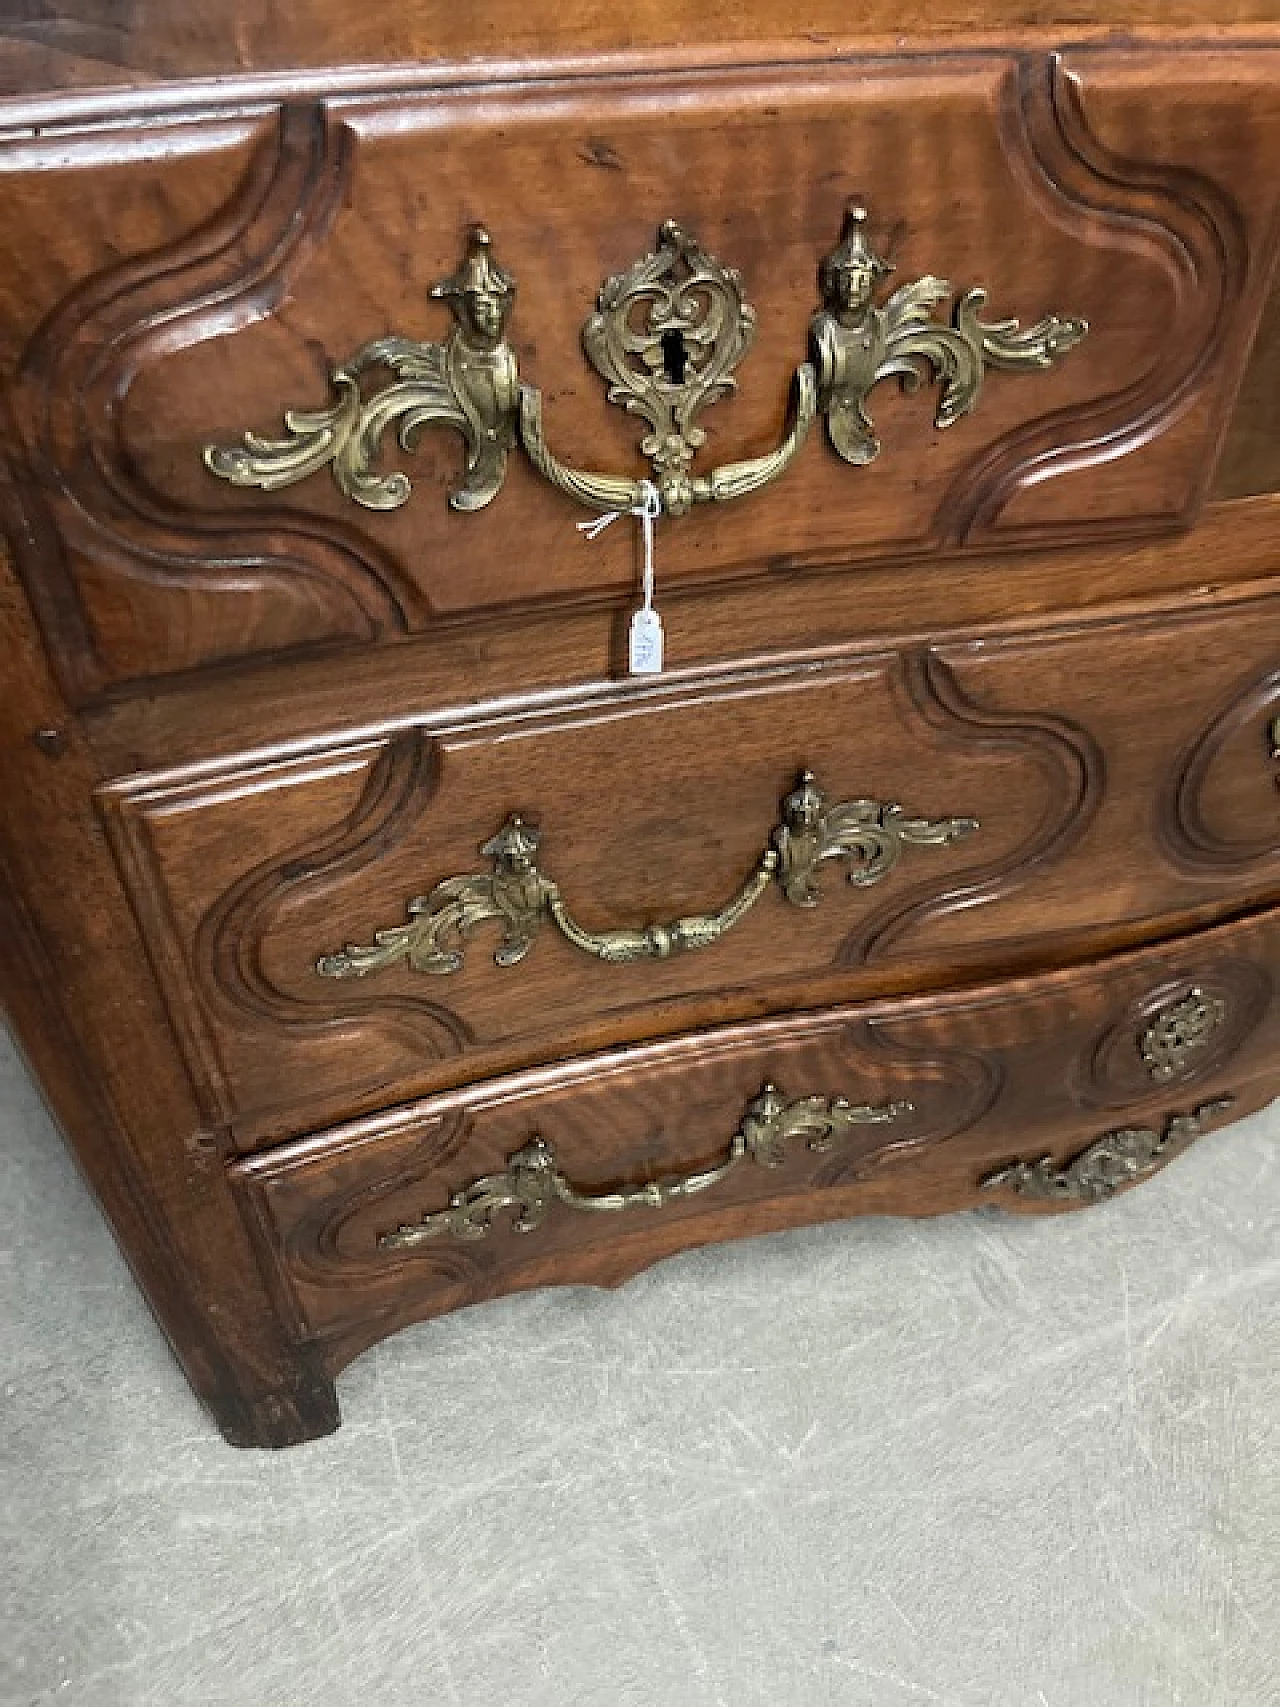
<box><xmin>204</xmin><ymin>1347</ymin><xmax>341</xmax><ymax>1449</ymax></box>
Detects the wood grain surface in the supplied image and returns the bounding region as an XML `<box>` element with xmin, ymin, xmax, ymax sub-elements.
<box><xmin>0</xmin><ymin>9</ymin><xmax>1279</xmax><ymax>97</ymax></box>
<box><xmin>2</xmin><ymin>43</ymin><xmax>1279</xmax><ymax>694</ymax></box>
<box><xmin>94</xmin><ymin>582</ymin><xmax>1280</xmax><ymax>1149</ymax></box>
<box><xmin>235</xmin><ymin>902</ymin><xmax>1280</xmax><ymax>1384</ymax></box>
<box><xmin>2</xmin><ymin>17</ymin><xmax>1278</xmax><ymax>1444</ymax></box>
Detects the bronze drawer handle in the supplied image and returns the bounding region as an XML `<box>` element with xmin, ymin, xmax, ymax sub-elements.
<box><xmin>980</xmin><ymin>1097</ymin><xmax>1235</xmax><ymax>1204</ymax></box>
<box><xmin>204</xmin><ymin>206</ymin><xmax>1086</xmax><ymax>520</ymax></box>
<box><xmin>379</xmin><ymin>1081</ymin><xmax>913</xmax><ymax>1249</ymax></box>
<box><xmin>518</xmin><ymin>360</ymin><xmax>819</xmax><ymax>520</ymax></box>
<box><xmin>315</xmin><ymin>768</ymin><xmax>978</xmax><ymax>980</ymax></box>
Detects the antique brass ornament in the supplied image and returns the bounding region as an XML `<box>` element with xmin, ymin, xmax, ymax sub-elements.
<box><xmin>204</xmin><ymin>227</ymin><xmax>519</xmax><ymax>512</ymax></box>
<box><xmin>1138</xmin><ymin>987</ymin><xmax>1226</xmax><ymax>1081</ymax></box>
<box><xmin>315</xmin><ymin>769</ymin><xmax>978</xmax><ymax>980</ymax></box>
<box><xmin>203</xmin><ymin>208</ymin><xmax>1086</xmax><ymax>519</ymax></box>
<box><xmin>520</xmin><ymin>219</ymin><xmax>817</xmax><ymax>517</ymax></box>
<box><xmin>810</xmin><ymin>205</ymin><xmax>1088</xmax><ymax>466</ymax></box>
<box><xmin>980</xmin><ymin>1098</ymin><xmax>1235</xmax><ymax>1205</ymax></box>
<box><xmin>378</xmin><ymin>1082</ymin><xmax>914</xmax><ymax>1249</ymax></box>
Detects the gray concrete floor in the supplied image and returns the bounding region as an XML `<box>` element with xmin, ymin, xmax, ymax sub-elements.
<box><xmin>1</xmin><ymin>1023</ymin><xmax>1278</xmax><ymax>1707</ymax></box>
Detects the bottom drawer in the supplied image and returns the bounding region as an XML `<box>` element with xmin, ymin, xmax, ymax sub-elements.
<box><xmin>234</xmin><ymin>907</ymin><xmax>1280</xmax><ymax>1376</ymax></box>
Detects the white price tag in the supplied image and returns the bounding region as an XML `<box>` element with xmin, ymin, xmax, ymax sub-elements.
<box><xmin>578</xmin><ymin>479</ymin><xmax>666</xmax><ymax>677</ymax></box>
<box><xmin>628</xmin><ymin>606</ymin><xmax>665</xmax><ymax>675</ymax></box>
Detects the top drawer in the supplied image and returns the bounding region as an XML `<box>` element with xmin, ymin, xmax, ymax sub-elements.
<box><xmin>6</xmin><ymin>38</ymin><xmax>1280</xmax><ymax>695</ymax></box>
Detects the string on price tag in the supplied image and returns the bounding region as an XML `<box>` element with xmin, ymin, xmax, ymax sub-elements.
<box><xmin>577</xmin><ymin>480</ymin><xmax>665</xmax><ymax>676</ymax></box>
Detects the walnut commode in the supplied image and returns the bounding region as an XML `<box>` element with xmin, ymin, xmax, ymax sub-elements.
<box><xmin>1</xmin><ymin>9</ymin><xmax>1278</xmax><ymax>1444</ymax></box>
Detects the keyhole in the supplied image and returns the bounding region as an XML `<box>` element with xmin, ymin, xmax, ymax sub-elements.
<box><xmin>660</xmin><ymin>329</ymin><xmax>689</xmax><ymax>386</ymax></box>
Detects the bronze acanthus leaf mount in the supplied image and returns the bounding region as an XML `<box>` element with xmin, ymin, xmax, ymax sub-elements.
<box><xmin>204</xmin><ymin>227</ymin><xmax>519</xmax><ymax>514</ymax></box>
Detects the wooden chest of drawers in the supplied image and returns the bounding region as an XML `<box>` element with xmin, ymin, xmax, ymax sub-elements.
<box><xmin>1</xmin><ymin>1</ymin><xmax>1278</xmax><ymax>1444</ymax></box>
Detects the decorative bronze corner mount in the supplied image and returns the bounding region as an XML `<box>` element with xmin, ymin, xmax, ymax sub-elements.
<box><xmin>205</xmin><ymin>205</ymin><xmax>1087</xmax><ymax>520</ymax></box>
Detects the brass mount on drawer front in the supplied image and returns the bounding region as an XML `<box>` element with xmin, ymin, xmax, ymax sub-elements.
<box><xmin>378</xmin><ymin>1081</ymin><xmax>914</xmax><ymax>1250</ymax></box>
<box><xmin>314</xmin><ymin>768</ymin><xmax>978</xmax><ymax>981</ymax></box>
<box><xmin>204</xmin><ymin>204</ymin><xmax>1087</xmax><ymax>520</ymax></box>
<box><xmin>981</xmin><ymin>1098</ymin><xmax>1236</xmax><ymax>1205</ymax></box>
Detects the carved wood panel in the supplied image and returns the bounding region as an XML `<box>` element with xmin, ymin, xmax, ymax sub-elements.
<box><xmin>928</xmin><ymin>602</ymin><xmax>1280</xmax><ymax>948</ymax></box>
<box><xmin>233</xmin><ymin>902</ymin><xmax>1280</xmax><ymax>1367</ymax></box>
<box><xmin>1158</xmin><ymin>662</ymin><xmax>1280</xmax><ymax>875</ymax></box>
<box><xmin>101</xmin><ymin>654</ymin><xmax>1034</xmax><ymax>1138</ymax></box>
<box><xmin>6</xmin><ymin>43</ymin><xmax>1280</xmax><ymax>694</ymax></box>
<box><xmin>98</xmin><ymin>596</ymin><xmax>1279</xmax><ymax>1146</ymax></box>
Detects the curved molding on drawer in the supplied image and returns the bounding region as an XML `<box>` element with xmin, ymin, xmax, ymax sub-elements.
<box><xmin>232</xmin><ymin>903</ymin><xmax>1280</xmax><ymax>1363</ymax></box>
<box><xmin>103</xmin><ymin>649</ymin><xmax>1113</xmax><ymax>1134</ymax></box>
<box><xmin>100</xmin><ymin>732</ymin><xmax>475</xmax><ymax>1129</ymax></box>
<box><xmin>197</xmin><ymin>731</ymin><xmax>474</xmax><ymax>1058</ymax></box>
<box><xmin>298</xmin><ymin>1110</ymin><xmax>497</xmax><ymax>1300</ymax></box>
<box><xmin>1071</xmin><ymin>957</ymin><xmax>1272</xmax><ymax>1112</ymax></box>
<box><xmin>104</xmin><ymin>654</ymin><xmax>1056</xmax><ymax>1132</ymax></box>
<box><xmin>809</xmin><ymin>1019</ymin><xmax>1003</xmax><ymax>1192</ymax></box>
<box><xmin>12</xmin><ymin>103</ymin><xmax>416</xmax><ymax>700</ymax></box>
<box><xmin>837</xmin><ymin>650</ymin><xmax>1105</xmax><ymax>965</ymax></box>
<box><xmin>1157</xmin><ymin>664</ymin><xmax>1280</xmax><ymax>876</ymax></box>
<box><xmin>16</xmin><ymin>48</ymin><xmax>1279</xmax><ymax>699</ymax></box>
<box><xmin>933</xmin><ymin>53</ymin><xmax>1248</xmax><ymax>548</ymax></box>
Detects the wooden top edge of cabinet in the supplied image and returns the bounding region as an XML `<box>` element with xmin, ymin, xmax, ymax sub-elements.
<box><xmin>1</xmin><ymin>12</ymin><xmax>1280</xmax><ymax>114</ymax></box>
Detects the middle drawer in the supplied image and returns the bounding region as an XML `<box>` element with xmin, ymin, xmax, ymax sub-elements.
<box><xmin>98</xmin><ymin>588</ymin><xmax>1280</xmax><ymax>1146</ymax></box>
